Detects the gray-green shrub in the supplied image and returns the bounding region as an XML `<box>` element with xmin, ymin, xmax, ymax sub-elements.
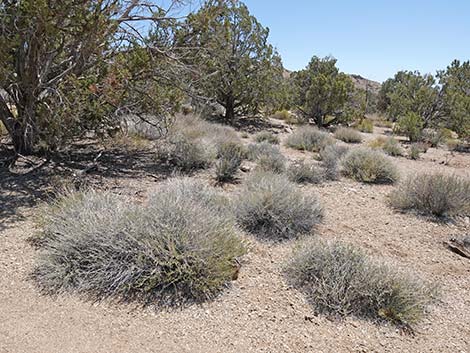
<box><xmin>33</xmin><ymin>178</ymin><xmax>245</xmax><ymax>306</ymax></box>
<box><xmin>389</xmin><ymin>173</ymin><xmax>470</xmax><ymax>217</ymax></box>
<box><xmin>286</xmin><ymin>127</ymin><xmax>334</xmax><ymax>152</ymax></box>
<box><xmin>342</xmin><ymin>148</ymin><xmax>399</xmax><ymax>184</ymax></box>
<box><xmin>234</xmin><ymin>172</ymin><xmax>323</xmax><ymax>240</ymax></box>
<box><xmin>285</xmin><ymin>239</ymin><xmax>436</xmax><ymax>326</ymax></box>
<box><xmin>408</xmin><ymin>144</ymin><xmax>422</xmax><ymax>160</ymax></box>
<box><xmin>334</xmin><ymin>127</ymin><xmax>363</xmax><ymax>143</ymax></box>
<box><xmin>287</xmin><ymin>161</ymin><xmax>324</xmax><ymax>184</ymax></box>
<box><xmin>255</xmin><ymin>131</ymin><xmax>280</xmax><ymax>144</ymax></box>
<box><xmin>382</xmin><ymin>137</ymin><xmax>403</xmax><ymax>156</ymax></box>
<box><xmin>247</xmin><ymin>142</ymin><xmax>286</xmax><ymax>173</ymax></box>
<box><xmin>215</xmin><ymin>141</ymin><xmax>245</xmax><ymax>182</ymax></box>
<box><xmin>319</xmin><ymin>144</ymin><xmax>349</xmax><ymax>180</ymax></box>
<box><xmin>162</xmin><ymin>133</ymin><xmax>214</xmax><ymax>171</ymax></box>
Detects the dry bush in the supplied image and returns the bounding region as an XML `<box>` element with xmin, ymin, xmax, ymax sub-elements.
<box><xmin>368</xmin><ymin>136</ymin><xmax>387</xmax><ymax>149</ymax></box>
<box><xmin>408</xmin><ymin>144</ymin><xmax>422</xmax><ymax>160</ymax></box>
<box><xmin>215</xmin><ymin>141</ymin><xmax>245</xmax><ymax>182</ymax></box>
<box><xmin>234</xmin><ymin>172</ymin><xmax>323</xmax><ymax>240</ymax></box>
<box><xmin>341</xmin><ymin>148</ymin><xmax>399</xmax><ymax>184</ymax></box>
<box><xmin>33</xmin><ymin>178</ymin><xmax>245</xmax><ymax>306</ymax></box>
<box><xmin>389</xmin><ymin>173</ymin><xmax>470</xmax><ymax>217</ymax></box>
<box><xmin>273</xmin><ymin>110</ymin><xmax>302</xmax><ymax>124</ymax></box>
<box><xmin>161</xmin><ymin>114</ymin><xmax>242</xmax><ymax>172</ymax></box>
<box><xmin>319</xmin><ymin>144</ymin><xmax>349</xmax><ymax>180</ymax></box>
<box><xmin>285</xmin><ymin>239</ymin><xmax>436</xmax><ymax>327</ymax></box>
<box><xmin>287</xmin><ymin>161</ymin><xmax>324</xmax><ymax>184</ymax></box>
<box><xmin>247</xmin><ymin>142</ymin><xmax>286</xmax><ymax>173</ymax></box>
<box><xmin>162</xmin><ymin>133</ymin><xmax>215</xmax><ymax>171</ymax></box>
<box><xmin>334</xmin><ymin>127</ymin><xmax>363</xmax><ymax>143</ymax></box>
<box><xmin>382</xmin><ymin>137</ymin><xmax>403</xmax><ymax>156</ymax></box>
<box><xmin>357</xmin><ymin>119</ymin><xmax>373</xmax><ymax>133</ymax></box>
<box><xmin>255</xmin><ymin>131</ymin><xmax>280</xmax><ymax>144</ymax></box>
<box><xmin>286</xmin><ymin>127</ymin><xmax>334</xmax><ymax>152</ymax></box>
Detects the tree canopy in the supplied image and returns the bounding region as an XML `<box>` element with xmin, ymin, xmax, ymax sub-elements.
<box><xmin>292</xmin><ymin>56</ymin><xmax>353</xmax><ymax>127</ymax></box>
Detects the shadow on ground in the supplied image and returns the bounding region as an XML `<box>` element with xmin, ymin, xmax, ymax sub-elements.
<box><xmin>0</xmin><ymin>141</ymin><xmax>174</xmax><ymax>232</ymax></box>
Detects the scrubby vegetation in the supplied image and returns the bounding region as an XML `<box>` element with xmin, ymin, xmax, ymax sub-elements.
<box><xmin>33</xmin><ymin>179</ymin><xmax>246</xmax><ymax>306</ymax></box>
<box><xmin>389</xmin><ymin>173</ymin><xmax>470</xmax><ymax>217</ymax></box>
<box><xmin>287</xmin><ymin>160</ymin><xmax>324</xmax><ymax>184</ymax></box>
<box><xmin>234</xmin><ymin>172</ymin><xmax>323</xmax><ymax>240</ymax></box>
<box><xmin>334</xmin><ymin>127</ymin><xmax>363</xmax><ymax>143</ymax></box>
<box><xmin>341</xmin><ymin>148</ymin><xmax>399</xmax><ymax>183</ymax></box>
<box><xmin>357</xmin><ymin>119</ymin><xmax>374</xmax><ymax>133</ymax></box>
<box><xmin>255</xmin><ymin>131</ymin><xmax>280</xmax><ymax>144</ymax></box>
<box><xmin>319</xmin><ymin>144</ymin><xmax>349</xmax><ymax>180</ymax></box>
<box><xmin>408</xmin><ymin>144</ymin><xmax>422</xmax><ymax>160</ymax></box>
<box><xmin>285</xmin><ymin>239</ymin><xmax>436</xmax><ymax>326</ymax></box>
<box><xmin>382</xmin><ymin>137</ymin><xmax>403</xmax><ymax>156</ymax></box>
<box><xmin>286</xmin><ymin>127</ymin><xmax>334</xmax><ymax>152</ymax></box>
<box><xmin>215</xmin><ymin>141</ymin><xmax>245</xmax><ymax>182</ymax></box>
<box><xmin>247</xmin><ymin>142</ymin><xmax>286</xmax><ymax>173</ymax></box>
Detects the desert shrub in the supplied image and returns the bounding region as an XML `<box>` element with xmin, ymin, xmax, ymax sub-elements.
<box><xmin>215</xmin><ymin>141</ymin><xmax>245</xmax><ymax>182</ymax></box>
<box><xmin>389</xmin><ymin>173</ymin><xmax>470</xmax><ymax>217</ymax></box>
<box><xmin>255</xmin><ymin>131</ymin><xmax>280</xmax><ymax>144</ymax></box>
<box><xmin>420</xmin><ymin>128</ymin><xmax>444</xmax><ymax>147</ymax></box>
<box><xmin>287</xmin><ymin>161</ymin><xmax>324</xmax><ymax>184</ymax></box>
<box><xmin>234</xmin><ymin>172</ymin><xmax>323</xmax><ymax>240</ymax></box>
<box><xmin>256</xmin><ymin>150</ymin><xmax>286</xmax><ymax>173</ymax></box>
<box><xmin>285</xmin><ymin>239</ymin><xmax>436</xmax><ymax>326</ymax></box>
<box><xmin>382</xmin><ymin>137</ymin><xmax>403</xmax><ymax>156</ymax></box>
<box><xmin>334</xmin><ymin>127</ymin><xmax>363</xmax><ymax>143</ymax></box>
<box><xmin>357</xmin><ymin>119</ymin><xmax>373</xmax><ymax>133</ymax></box>
<box><xmin>247</xmin><ymin>142</ymin><xmax>286</xmax><ymax>173</ymax></box>
<box><xmin>33</xmin><ymin>178</ymin><xmax>245</xmax><ymax>306</ymax></box>
<box><xmin>286</xmin><ymin>127</ymin><xmax>334</xmax><ymax>152</ymax></box>
<box><xmin>341</xmin><ymin>148</ymin><xmax>399</xmax><ymax>184</ymax></box>
<box><xmin>394</xmin><ymin>112</ymin><xmax>423</xmax><ymax>142</ymax></box>
<box><xmin>163</xmin><ymin>133</ymin><xmax>215</xmax><ymax>171</ymax></box>
<box><xmin>319</xmin><ymin>144</ymin><xmax>349</xmax><ymax>180</ymax></box>
<box><xmin>368</xmin><ymin>136</ymin><xmax>387</xmax><ymax>149</ymax></box>
<box><xmin>247</xmin><ymin>142</ymin><xmax>278</xmax><ymax>160</ymax></box>
<box><xmin>408</xmin><ymin>144</ymin><xmax>422</xmax><ymax>160</ymax></box>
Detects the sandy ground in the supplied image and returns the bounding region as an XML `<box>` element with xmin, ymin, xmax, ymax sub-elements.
<box><xmin>1</xmin><ymin>122</ymin><xmax>470</xmax><ymax>353</ymax></box>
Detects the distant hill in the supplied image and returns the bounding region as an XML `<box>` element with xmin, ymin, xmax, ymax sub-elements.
<box><xmin>283</xmin><ymin>70</ymin><xmax>381</xmax><ymax>94</ymax></box>
<box><xmin>348</xmin><ymin>74</ymin><xmax>381</xmax><ymax>94</ymax></box>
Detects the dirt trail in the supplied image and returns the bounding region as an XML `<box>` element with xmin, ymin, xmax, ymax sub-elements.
<box><xmin>1</xmin><ymin>123</ymin><xmax>469</xmax><ymax>353</ymax></box>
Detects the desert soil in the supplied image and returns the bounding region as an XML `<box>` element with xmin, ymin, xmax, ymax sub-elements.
<box><xmin>1</xmin><ymin>121</ymin><xmax>469</xmax><ymax>353</ymax></box>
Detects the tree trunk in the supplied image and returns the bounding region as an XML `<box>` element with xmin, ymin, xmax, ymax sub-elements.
<box><xmin>224</xmin><ymin>95</ymin><xmax>235</xmax><ymax>123</ymax></box>
<box><xmin>0</xmin><ymin>97</ymin><xmax>37</xmax><ymax>155</ymax></box>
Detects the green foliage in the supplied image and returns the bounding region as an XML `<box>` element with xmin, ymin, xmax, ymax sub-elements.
<box><xmin>181</xmin><ymin>0</ymin><xmax>281</xmax><ymax>121</ymax></box>
<box><xmin>342</xmin><ymin>148</ymin><xmax>399</xmax><ymax>184</ymax></box>
<box><xmin>381</xmin><ymin>71</ymin><xmax>441</xmax><ymax>128</ymax></box>
<box><xmin>394</xmin><ymin>112</ymin><xmax>424</xmax><ymax>142</ymax></box>
<box><xmin>334</xmin><ymin>127</ymin><xmax>363</xmax><ymax>143</ymax></box>
<box><xmin>357</xmin><ymin>119</ymin><xmax>374</xmax><ymax>133</ymax></box>
<box><xmin>33</xmin><ymin>179</ymin><xmax>246</xmax><ymax>306</ymax></box>
<box><xmin>287</xmin><ymin>161</ymin><xmax>324</xmax><ymax>184</ymax></box>
<box><xmin>292</xmin><ymin>56</ymin><xmax>354</xmax><ymax>127</ymax></box>
<box><xmin>438</xmin><ymin>60</ymin><xmax>470</xmax><ymax>140</ymax></box>
<box><xmin>0</xmin><ymin>1</ymin><xmax>184</xmax><ymax>153</ymax></box>
<box><xmin>285</xmin><ymin>239</ymin><xmax>436</xmax><ymax>326</ymax></box>
<box><xmin>255</xmin><ymin>131</ymin><xmax>280</xmax><ymax>144</ymax></box>
<box><xmin>319</xmin><ymin>144</ymin><xmax>349</xmax><ymax>180</ymax></box>
<box><xmin>286</xmin><ymin>127</ymin><xmax>334</xmax><ymax>152</ymax></box>
<box><xmin>234</xmin><ymin>172</ymin><xmax>323</xmax><ymax>240</ymax></box>
<box><xmin>389</xmin><ymin>173</ymin><xmax>470</xmax><ymax>217</ymax></box>
<box><xmin>382</xmin><ymin>138</ymin><xmax>403</xmax><ymax>156</ymax></box>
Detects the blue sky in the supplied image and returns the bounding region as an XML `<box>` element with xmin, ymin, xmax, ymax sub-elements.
<box><xmin>241</xmin><ymin>0</ymin><xmax>470</xmax><ymax>82</ymax></box>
